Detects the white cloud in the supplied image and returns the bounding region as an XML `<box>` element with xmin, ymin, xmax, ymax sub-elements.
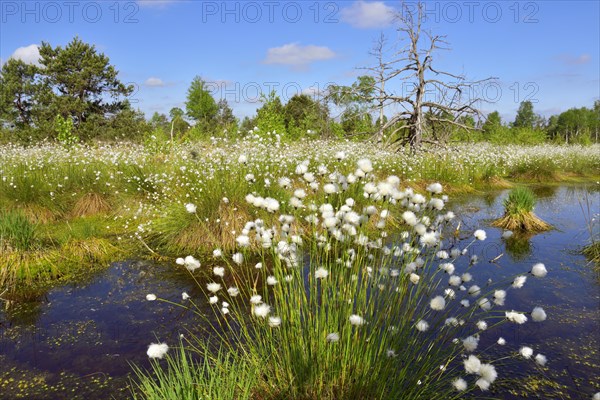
<box><xmin>145</xmin><ymin>77</ymin><xmax>166</xmax><ymax>87</ymax></box>
<box><xmin>137</xmin><ymin>0</ymin><xmax>178</xmax><ymax>8</ymax></box>
<box><xmin>10</xmin><ymin>44</ymin><xmax>41</xmax><ymax>66</ymax></box>
<box><xmin>556</xmin><ymin>53</ymin><xmax>591</xmax><ymax>65</ymax></box>
<box><xmin>340</xmin><ymin>1</ymin><xmax>395</xmax><ymax>29</ymax></box>
<box><xmin>264</xmin><ymin>43</ymin><xmax>336</xmax><ymax>70</ymax></box>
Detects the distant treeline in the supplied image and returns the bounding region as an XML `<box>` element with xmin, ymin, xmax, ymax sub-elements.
<box><xmin>1</xmin><ymin>37</ymin><xmax>598</xmax><ymax>145</ymax></box>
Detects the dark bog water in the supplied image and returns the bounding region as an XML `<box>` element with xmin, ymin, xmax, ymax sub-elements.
<box><xmin>0</xmin><ymin>185</ymin><xmax>598</xmax><ymax>399</ymax></box>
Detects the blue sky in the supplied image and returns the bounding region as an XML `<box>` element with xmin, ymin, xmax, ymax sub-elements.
<box><xmin>1</xmin><ymin>0</ymin><xmax>598</xmax><ymax>123</ymax></box>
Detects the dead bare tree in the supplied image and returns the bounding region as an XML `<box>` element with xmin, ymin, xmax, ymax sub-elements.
<box><xmin>364</xmin><ymin>2</ymin><xmax>495</xmax><ymax>150</ymax></box>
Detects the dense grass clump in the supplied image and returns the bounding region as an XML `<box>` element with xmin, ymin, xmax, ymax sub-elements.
<box><xmin>136</xmin><ymin>158</ymin><xmax>553</xmax><ymax>399</ymax></box>
<box><xmin>493</xmin><ymin>187</ymin><xmax>551</xmax><ymax>232</ymax></box>
<box><xmin>0</xmin><ymin>210</ymin><xmax>38</xmax><ymax>251</ymax></box>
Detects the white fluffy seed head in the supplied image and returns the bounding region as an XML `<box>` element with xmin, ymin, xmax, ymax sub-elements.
<box><xmin>430</xmin><ymin>296</ymin><xmax>446</xmax><ymax>311</ymax></box>
<box><xmin>531</xmin><ymin>307</ymin><xmax>547</xmax><ymax>322</ymax></box>
<box><xmin>531</xmin><ymin>263</ymin><xmax>548</xmax><ymax>277</ymax></box>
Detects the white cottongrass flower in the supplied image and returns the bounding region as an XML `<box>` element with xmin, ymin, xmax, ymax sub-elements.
<box><xmin>386</xmin><ymin>349</ymin><xmax>397</xmax><ymax>358</ymax></box>
<box><xmin>146</xmin><ymin>294</ymin><xmax>157</xmax><ymax>301</ymax></box>
<box><xmin>315</xmin><ymin>267</ymin><xmax>329</xmax><ymax>279</ymax></box>
<box><xmin>253</xmin><ymin>303</ymin><xmax>271</xmax><ymax>318</ymax></box>
<box><xmin>519</xmin><ymin>346</ymin><xmax>534</xmax><ymax>359</ymax></box>
<box><xmin>479</xmin><ymin>363</ymin><xmax>497</xmax><ymax>383</ymax></box>
<box><xmin>238</xmin><ymin>154</ymin><xmax>247</xmax><ymax>164</ymax></box>
<box><xmin>232</xmin><ymin>252</ymin><xmax>244</xmax><ymax>265</ymax></box>
<box><xmin>464</xmin><ymin>355</ymin><xmax>481</xmax><ymax>374</ymax></box>
<box><xmin>181</xmin><ymin>292</ymin><xmax>190</xmax><ymax>300</ymax></box>
<box><xmin>512</xmin><ymin>275</ymin><xmax>527</xmax><ymax>288</ymax></box>
<box><xmin>227</xmin><ymin>287</ymin><xmax>239</xmax><ymax>297</ymax></box>
<box><xmin>468</xmin><ymin>285</ymin><xmax>481</xmax><ymax>296</ymax></box>
<box><xmin>461</xmin><ymin>272</ymin><xmax>472</xmax><ymax>282</ymax></box>
<box><xmin>212</xmin><ymin>248</ymin><xmax>222</xmax><ymax>257</ymax></box>
<box><xmin>416</xmin><ymin>319</ymin><xmax>429</xmax><ymax>332</ymax></box>
<box><xmin>477</xmin><ymin>320</ymin><xmax>488</xmax><ymax>330</ymax></box>
<box><xmin>531</xmin><ymin>307</ymin><xmax>547</xmax><ymax>322</ymax></box>
<box><xmin>250</xmin><ymin>295</ymin><xmax>262</xmax><ymax>304</ymax></box>
<box><xmin>463</xmin><ymin>335</ymin><xmax>479</xmax><ymax>352</ymax></box>
<box><xmin>255</xmin><ymin>262</ymin><xmax>263</xmax><ymax>269</ymax></box>
<box><xmin>402</xmin><ymin>211</ymin><xmax>418</xmax><ymax>226</ymax></box>
<box><xmin>221</xmin><ymin>307</ymin><xmax>229</xmax><ymax>315</ymax></box>
<box><xmin>147</xmin><ymin>342</ymin><xmax>169</xmax><ymax>359</ymax></box>
<box><xmin>474</xmin><ymin>229</ymin><xmax>487</xmax><ymax>240</ymax></box>
<box><xmin>213</xmin><ymin>266</ymin><xmax>225</xmax><ymax>277</ymax></box>
<box><xmin>184</xmin><ymin>255</ymin><xmax>201</xmax><ymax>272</ymax></box>
<box><xmin>452</xmin><ymin>378</ymin><xmax>467</xmax><ymax>391</ymax></box>
<box><xmin>410</xmin><ymin>273</ymin><xmax>420</xmax><ymax>284</ymax></box>
<box><xmin>267</xmin><ymin>276</ymin><xmax>278</xmax><ymax>285</ymax></box>
<box><xmin>535</xmin><ymin>353</ymin><xmax>547</xmax><ymax>366</ymax></box>
<box><xmin>268</xmin><ymin>316</ymin><xmax>282</xmax><ymax>327</ymax></box>
<box><xmin>449</xmin><ymin>275</ymin><xmax>461</xmax><ymax>286</ymax></box>
<box><xmin>493</xmin><ymin>289</ymin><xmax>507</xmax><ymax>305</ymax></box>
<box><xmin>206</xmin><ymin>282</ymin><xmax>222</xmax><ymax>293</ymax></box>
<box><xmin>326</xmin><ymin>332</ymin><xmax>340</xmax><ymax>342</ymax></box>
<box><xmin>475</xmin><ymin>378</ymin><xmax>491</xmax><ymax>391</ymax></box>
<box><xmin>176</xmin><ymin>258</ymin><xmax>185</xmax><ymax>265</ymax></box>
<box><xmin>357</xmin><ymin>158</ymin><xmax>373</xmax><ymax>173</ymax></box>
<box><xmin>478</xmin><ymin>298</ymin><xmax>492</xmax><ymax>311</ymax></box>
<box><xmin>209</xmin><ymin>296</ymin><xmax>218</xmax><ymax>304</ymax></box>
<box><xmin>349</xmin><ymin>314</ymin><xmax>365</xmax><ymax>326</ymax></box>
<box><xmin>531</xmin><ymin>263</ymin><xmax>548</xmax><ymax>277</ymax></box>
<box><xmin>185</xmin><ymin>203</ymin><xmax>197</xmax><ymax>213</ymax></box>
<box><xmin>420</xmin><ymin>231</ymin><xmax>439</xmax><ymax>247</ymax></box>
<box><xmin>506</xmin><ymin>310</ymin><xmax>528</xmax><ymax>324</ymax></box>
<box><xmin>497</xmin><ymin>337</ymin><xmax>506</xmax><ymax>345</ymax></box>
<box><xmin>502</xmin><ymin>230</ymin><xmax>513</xmax><ymax>239</ymax></box>
<box><xmin>236</xmin><ymin>235</ymin><xmax>250</xmax><ymax>247</ymax></box>
<box><xmin>594</xmin><ymin>393</ymin><xmax>600</xmax><ymax>400</ymax></box>
<box><xmin>427</xmin><ymin>182</ymin><xmax>443</xmax><ymax>194</ymax></box>
<box><xmin>430</xmin><ymin>296</ymin><xmax>446</xmax><ymax>311</ymax></box>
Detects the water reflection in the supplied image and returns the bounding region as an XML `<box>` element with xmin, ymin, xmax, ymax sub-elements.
<box><xmin>0</xmin><ymin>185</ymin><xmax>598</xmax><ymax>399</ymax></box>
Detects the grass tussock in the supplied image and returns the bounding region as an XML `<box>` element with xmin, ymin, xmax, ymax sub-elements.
<box><xmin>131</xmin><ymin>342</ymin><xmax>256</xmax><ymax>400</ymax></box>
<box><xmin>492</xmin><ymin>187</ymin><xmax>552</xmax><ymax>232</ymax></box>
<box><xmin>0</xmin><ymin>237</ymin><xmax>119</xmax><ymax>292</ymax></box>
<box><xmin>71</xmin><ymin>192</ymin><xmax>112</xmax><ymax>218</ymax></box>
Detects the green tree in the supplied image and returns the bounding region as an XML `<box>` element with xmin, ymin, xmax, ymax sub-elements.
<box><xmin>255</xmin><ymin>91</ymin><xmax>285</xmax><ymax>136</ymax></box>
<box><xmin>328</xmin><ymin>76</ymin><xmax>376</xmax><ymax>136</ymax></box>
<box><xmin>283</xmin><ymin>93</ymin><xmax>330</xmax><ymax>137</ymax></box>
<box><xmin>185</xmin><ymin>76</ymin><xmax>218</xmax><ymax>132</ymax></box>
<box><xmin>0</xmin><ymin>58</ymin><xmax>40</xmax><ymax>128</ymax></box>
<box><xmin>513</xmin><ymin>101</ymin><xmax>536</xmax><ymax>129</ymax></box>
<box><xmin>215</xmin><ymin>99</ymin><xmax>237</xmax><ymax>135</ymax></box>
<box><xmin>168</xmin><ymin>107</ymin><xmax>190</xmax><ymax>137</ymax></box>
<box><xmin>482</xmin><ymin>111</ymin><xmax>502</xmax><ymax>135</ymax></box>
<box><xmin>38</xmin><ymin>36</ymin><xmax>133</xmax><ymax>127</ymax></box>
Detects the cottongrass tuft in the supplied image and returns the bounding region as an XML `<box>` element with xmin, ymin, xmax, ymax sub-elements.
<box><xmin>519</xmin><ymin>346</ymin><xmax>534</xmax><ymax>359</ymax></box>
<box><xmin>452</xmin><ymin>377</ymin><xmax>467</xmax><ymax>391</ymax></box>
<box><xmin>349</xmin><ymin>314</ymin><xmax>365</xmax><ymax>326</ymax></box>
<box><xmin>430</xmin><ymin>295</ymin><xmax>446</xmax><ymax>311</ymax></box>
<box><xmin>326</xmin><ymin>332</ymin><xmax>340</xmax><ymax>343</ymax></box>
<box><xmin>147</xmin><ymin>342</ymin><xmax>169</xmax><ymax>359</ymax></box>
<box><xmin>506</xmin><ymin>310</ymin><xmax>528</xmax><ymax>324</ymax></box>
<box><xmin>474</xmin><ymin>229</ymin><xmax>487</xmax><ymax>241</ymax></box>
<box><xmin>531</xmin><ymin>262</ymin><xmax>548</xmax><ymax>277</ymax></box>
<box><xmin>415</xmin><ymin>319</ymin><xmax>429</xmax><ymax>332</ymax></box>
<box><xmin>146</xmin><ymin>294</ymin><xmax>157</xmax><ymax>301</ymax></box>
<box><xmin>535</xmin><ymin>353</ymin><xmax>547</xmax><ymax>366</ymax></box>
<box><xmin>464</xmin><ymin>355</ymin><xmax>482</xmax><ymax>374</ymax></box>
<box><xmin>531</xmin><ymin>306</ymin><xmax>547</xmax><ymax>322</ymax></box>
